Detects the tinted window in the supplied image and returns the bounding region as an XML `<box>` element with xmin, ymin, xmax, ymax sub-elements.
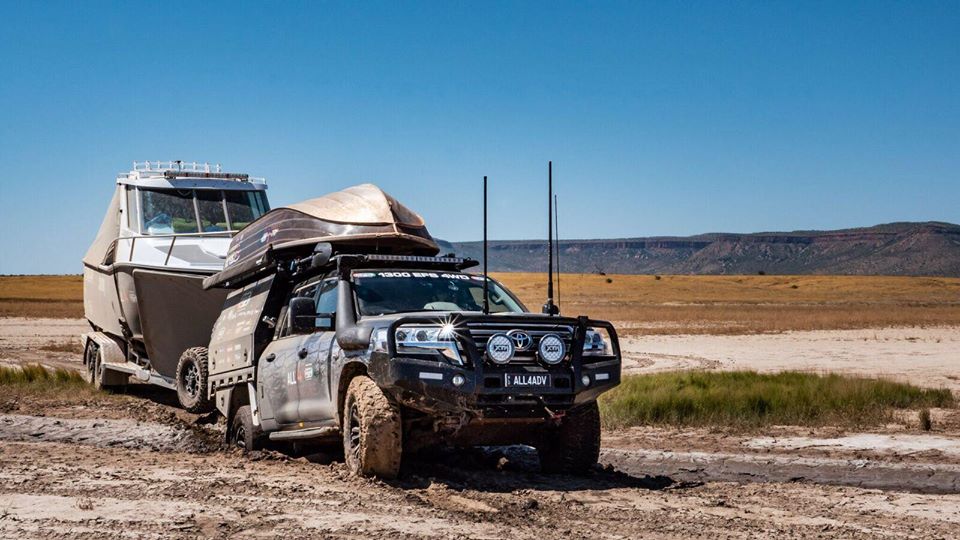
<box><xmin>140</xmin><ymin>188</ymin><xmax>198</xmax><ymax>234</ymax></box>
<box><xmin>197</xmin><ymin>190</ymin><xmax>228</xmax><ymax>232</ymax></box>
<box><xmin>353</xmin><ymin>271</ymin><xmax>524</xmax><ymax>316</ymax></box>
<box><xmin>225</xmin><ymin>191</ymin><xmax>269</xmax><ymax>231</ymax></box>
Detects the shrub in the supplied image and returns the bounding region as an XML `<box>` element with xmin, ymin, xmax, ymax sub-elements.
<box><xmin>599</xmin><ymin>371</ymin><xmax>954</xmax><ymax>429</ymax></box>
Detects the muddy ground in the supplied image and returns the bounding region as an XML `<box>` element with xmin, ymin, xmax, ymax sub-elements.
<box><xmin>2</xmin><ymin>318</ymin><xmax>960</xmax><ymax>538</ymax></box>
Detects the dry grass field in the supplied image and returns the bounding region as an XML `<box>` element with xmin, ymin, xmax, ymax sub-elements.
<box><xmin>2</xmin><ymin>273</ymin><xmax>960</xmax><ymax>334</ymax></box>
<box><xmin>495</xmin><ymin>273</ymin><xmax>960</xmax><ymax>335</ymax></box>
<box><xmin>0</xmin><ymin>275</ymin><xmax>82</xmax><ymax>318</ymax></box>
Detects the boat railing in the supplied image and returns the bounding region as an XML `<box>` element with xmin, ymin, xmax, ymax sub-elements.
<box><xmin>105</xmin><ymin>231</ymin><xmax>233</xmax><ymax>267</ymax></box>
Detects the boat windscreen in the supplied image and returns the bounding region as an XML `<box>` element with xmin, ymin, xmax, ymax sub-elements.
<box><xmin>225</xmin><ymin>190</ymin><xmax>269</xmax><ymax>230</ymax></box>
<box><xmin>137</xmin><ymin>188</ymin><xmax>269</xmax><ymax>235</ymax></box>
<box><xmin>142</xmin><ymin>188</ymin><xmax>199</xmax><ymax>234</ymax></box>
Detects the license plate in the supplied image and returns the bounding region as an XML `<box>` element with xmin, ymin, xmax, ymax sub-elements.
<box><xmin>504</xmin><ymin>373</ymin><xmax>552</xmax><ymax>388</ymax></box>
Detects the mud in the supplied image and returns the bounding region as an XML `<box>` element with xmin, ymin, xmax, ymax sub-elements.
<box><xmin>2</xmin><ymin>319</ymin><xmax>960</xmax><ymax>537</ymax></box>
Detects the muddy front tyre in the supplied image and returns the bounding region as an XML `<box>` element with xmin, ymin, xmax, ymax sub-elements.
<box><xmin>538</xmin><ymin>401</ymin><xmax>602</xmax><ymax>474</ymax></box>
<box><xmin>343</xmin><ymin>376</ymin><xmax>402</xmax><ymax>479</ymax></box>
<box><xmin>175</xmin><ymin>347</ymin><xmax>213</xmax><ymax>414</ymax></box>
<box><xmin>231</xmin><ymin>405</ymin><xmax>265</xmax><ymax>453</ymax></box>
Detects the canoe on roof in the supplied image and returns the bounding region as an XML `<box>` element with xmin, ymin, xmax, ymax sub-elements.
<box><xmin>205</xmin><ymin>184</ymin><xmax>439</xmax><ymax>289</ymax></box>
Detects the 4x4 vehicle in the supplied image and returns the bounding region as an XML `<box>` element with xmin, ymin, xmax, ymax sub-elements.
<box><xmin>201</xmin><ymin>185</ymin><xmax>621</xmax><ymax>477</ymax></box>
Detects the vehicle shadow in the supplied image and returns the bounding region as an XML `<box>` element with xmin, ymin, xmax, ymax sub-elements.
<box><xmin>396</xmin><ymin>445</ymin><xmax>691</xmax><ymax>494</ymax></box>
<box><xmin>120</xmin><ymin>382</ymin><xmax>183</xmax><ymax>408</ymax></box>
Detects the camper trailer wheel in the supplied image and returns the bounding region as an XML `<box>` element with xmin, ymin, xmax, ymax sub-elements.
<box><xmin>175</xmin><ymin>347</ymin><xmax>214</xmax><ymax>414</ymax></box>
<box><xmin>342</xmin><ymin>376</ymin><xmax>402</xmax><ymax>479</ymax></box>
<box><xmin>231</xmin><ymin>405</ymin><xmax>265</xmax><ymax>453</ymax></box>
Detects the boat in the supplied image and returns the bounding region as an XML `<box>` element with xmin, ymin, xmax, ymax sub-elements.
<box><xmin>81</xmin><ymin>161</ymin><xmax>270</xmax><ymax>394</ymax></box>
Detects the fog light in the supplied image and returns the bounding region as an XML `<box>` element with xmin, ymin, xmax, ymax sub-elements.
<box><xmin>581</xmin><ymin>375</ymin><xmax>591</xmax><ymax>386</ymax></box>
<box><xmin>452</xmin><ymin>374</ymin><xmax>465</xmax><ymax>387</ymax></box>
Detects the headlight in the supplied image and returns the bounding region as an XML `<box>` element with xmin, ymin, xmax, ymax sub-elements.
<box><xmin>582</xmin><ymin>328</ymin><xmax>610</xmax><ymax>356</ymax></box>
<box><xmin>389</xmin><ymin>324</ymin><xmax>464</xmax><ymax>365</ymax></box>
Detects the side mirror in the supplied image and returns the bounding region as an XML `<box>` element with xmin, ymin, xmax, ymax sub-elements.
<box><xmin>288</xmin><ymin>297</ymin><xmax>317</xmax><ymax>334</ymax></box>
<box><xmin>311</xmin><ymin>242</ymin><xmax>333</xmax><ymax>269</ymax></box>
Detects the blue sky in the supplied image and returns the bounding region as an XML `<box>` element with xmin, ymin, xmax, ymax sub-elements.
<box><xmin>0</xmin><ymin>1</ymin><xmax>957</xmax><ymax>274</ymax></box>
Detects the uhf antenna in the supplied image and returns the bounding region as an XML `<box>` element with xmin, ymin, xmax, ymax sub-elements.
<box><xmin>555</xmin><ymin>193</ymin><xmax>561</xmax><ymax>311</ymax></box>
<box><xmin>543</xmin><ymin>161</ymin><xmax>558</xmax><ymax>315</ymax></box>
<box><xmin>482</xmin><ymin>176</ymin><xmax>490</xmax><ymax>315</ymax></box>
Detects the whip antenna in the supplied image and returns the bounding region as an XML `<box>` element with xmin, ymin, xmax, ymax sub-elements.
<box><xmin>483</xmin><ymin>175</ymin><xmax>489</xmax><ymax>315</ymax></box>
<box><xmin>555</xmin><ymin>193</ymin><xmax>561</xmax><ymax>312</ymax></box>
<box><xmin>543</xmin><ymin>161</ymin><xmax>558</xmax><ymax>315</ymax></box>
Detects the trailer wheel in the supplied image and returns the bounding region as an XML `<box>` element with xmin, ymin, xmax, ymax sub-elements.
<box><xmin>83</xmin><ymin>339</ymin><xmax>127</xmax><ymax>391</ymax></box>
<box><xmin>537</xmin><ymin>401</ymin><xmax>602</xmax><ymax>474</ymax></box>
<box><xmin>230</xmin><ymin>405</ymin><xmax>265</xmax><ymax>453</ymax></box>
<box><xmin>175</xmin><ymin>347</ymin><xmax>214</xmax><ymax>414</ymax></box>
<box><xmin>83</xmin><ymin>339</ymin><xmax>101</xmax><ymax>388</ymax></box>
<box><xmin>342</xmin><ymin>376</ymin><xmax>402</xmax><ymax>479</ymax></box>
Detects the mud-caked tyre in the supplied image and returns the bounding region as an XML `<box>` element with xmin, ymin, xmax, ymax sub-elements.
<box><xmin>342</xmin><ymin>375</ymin><xmax>402</xmax><ymax>479</ymax></box>
<box><xmin>231</xmin><ymin>405</ymin><xmax>265</xmax><ymax>453</ymax></box>
<box><xmin>176</xmin><ymin>347</ymin><xmax>213</xmax><ymax>414</ymax></box>
<box><xmin>537</xmin><ymin>401</ymin><xmax>602</xmax><ymax>475</ymax></box>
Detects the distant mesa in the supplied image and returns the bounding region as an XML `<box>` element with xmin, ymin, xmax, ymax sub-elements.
<box><xmin>441</xmin><ymin>222</ymin><xmax>960</xmax><ymax>277</ymax></box>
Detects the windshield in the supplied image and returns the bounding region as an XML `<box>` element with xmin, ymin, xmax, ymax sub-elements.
<box><xmin>353</xmin><ymin>271</ymin><xmax>525</xmax><ymax>316</ymax></box>
<box><xmin>138</xmin><ymin>188</ymin><xmax>269</xmax><ymax>235</ymax></box>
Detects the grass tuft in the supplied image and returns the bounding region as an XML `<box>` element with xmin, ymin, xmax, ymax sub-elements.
<box><xmin>0</xmin><ymin>364</ymin><xmax>87</xmax><ymax>386</ymax></box>
<box><xmin>599</xmin><ymin>371</ymin><xmax>954</xmax><ymax>429</ymax></box>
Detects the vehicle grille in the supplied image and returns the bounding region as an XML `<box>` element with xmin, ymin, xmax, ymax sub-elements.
<box><xmin>465</xmin><ymin>322</ymin><xmax>575</xmax><ymax>366</ymax></box>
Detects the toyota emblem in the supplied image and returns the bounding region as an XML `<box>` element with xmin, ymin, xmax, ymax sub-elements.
<box><xmin>507</xmin><ymin>330</ymin><xmax>532</xmax><ymax>351</ymax></box>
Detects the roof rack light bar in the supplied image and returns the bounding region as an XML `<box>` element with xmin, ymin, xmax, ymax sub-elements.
<box><xmin>361</xmin><ymin>254</ymin><xmax>469</xmax><ymax>265</ymax></box>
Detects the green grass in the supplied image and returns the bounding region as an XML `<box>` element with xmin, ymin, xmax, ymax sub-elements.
<box><xmin>599</xmin><ymin>371</ymin><xmax>955</xmax><ymax>429</ymax></box>
<box><xmin>0</xmin><ymin>364</ymin><xmax>87</xmax><ymax>386</ymax></box>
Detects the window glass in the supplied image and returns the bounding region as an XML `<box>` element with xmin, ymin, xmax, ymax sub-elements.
<box><xmin>196</xmin><ymin>190</ymin><xmax>228</xmax><ymax>232</ymax></box>
<box><xmin>353</xmin><ymin>272</ymin><xmax>525</xmax><ymax>316</ymax></box>
<box><xmin>315</xmin><ymin>280</ymin><xmax>338</xmax><ymax>328</ymax></box>
<box><xmin>224</xmin><ymin>190</ymin><xmax>269</xmax><ymax>231</ymax></box>
<box><xmin>140</xmin><ymin>189</ymin><xmax>198</xmax><ymax>234</ymax></box>
<box><xmin>125</xmin><ymin>186</ymin><xmax>139</xmax><ymax>231</ymax></box>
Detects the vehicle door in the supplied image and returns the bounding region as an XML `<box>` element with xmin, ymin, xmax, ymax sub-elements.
<box><xmin>296</xmin><ymin>277</ymin><xmax>338</xmax><ymax>424</ymax></box>
<box><xmin>257</xmin><ymin>281</ymin><xmax>319</xmax><ymax>427</ymax></box>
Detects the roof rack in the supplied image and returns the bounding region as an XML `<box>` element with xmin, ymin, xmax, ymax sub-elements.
<box><xmin>120</xmin><ymin>161</ymin><xmax>265</xmax><ymax>183</ymax></box>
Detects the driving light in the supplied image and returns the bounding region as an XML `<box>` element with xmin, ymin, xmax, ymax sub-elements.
<box><xmin>538</xmin><ymin>334</ymin><xmax>566</xmax><ymax>364</ymax></box>
<box><xmin>486</xmin><ymin>333</ymin><xmax>515</xmax><ymax>364</ymax></box>
<box><xmin>452</xmin><ymin>374</ymin><xmax>466</xmax><ymax>387</ymax></box>
<box><xmin>581</xmin><ymin>375</ymin><xmax>591</xmax><ymax>386</ymax></box>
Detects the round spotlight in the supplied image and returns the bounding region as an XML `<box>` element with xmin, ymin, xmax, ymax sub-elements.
<box><xmin>538</xmin><ymin>334</ymin><xmax>566</xmax><ymax>365</ymax></box>
<box><xmin>486</xmin><ymin>333</ymin><xmax>515</xmax><ymax>364</ymax></box>
<box><xmin>452</xmin><ymin>374</ymin><xmax>466</xmax><ymax>387</ymax></box>
<box><xmin>581</xmin><ymin>375</ymin><xmax>591</xmax><ymax>386</ymax></box>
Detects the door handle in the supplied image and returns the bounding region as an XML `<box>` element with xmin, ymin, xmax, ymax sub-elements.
<box><xmin>298</xmin><ymin>348</ymin><xmax>308</xmax><ymax>359</ymax></box>
<box><xmin>264</xmin><ymin>353</ymin><xmax>276</xmax><ymax>362</ymax></box>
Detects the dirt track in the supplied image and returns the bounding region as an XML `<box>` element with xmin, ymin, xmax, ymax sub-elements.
<box><xmin>2</xmin><ymin>318</ymin><xmax>960</xmax><ymax>538</ymax></box>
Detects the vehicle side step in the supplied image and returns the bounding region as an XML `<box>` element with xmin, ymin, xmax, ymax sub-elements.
<box><xmin>268</xmin><ymin>425</ymin><xmax>339</xmax><ymax>441</ymax></box>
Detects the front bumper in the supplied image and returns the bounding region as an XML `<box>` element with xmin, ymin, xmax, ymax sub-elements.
<box><xmin>367</xmin><ymin>354</ymin><xmax>621</xmax><ymax>419</ymax></box>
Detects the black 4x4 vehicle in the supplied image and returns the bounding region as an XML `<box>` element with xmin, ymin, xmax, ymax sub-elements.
<box><xmin>196</xmin><ymin>185</ymin><xmax>620</xmax><ymax>478</ymax></box>
<box><xmin>205</xmin><ymin>252</ymin><xmax>621</xmax><ymax>478</ymax></box>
